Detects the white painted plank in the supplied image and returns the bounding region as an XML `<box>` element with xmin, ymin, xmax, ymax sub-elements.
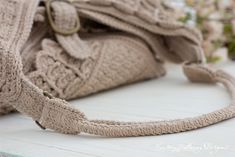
<box><xmin>1</xmin><ymin>63</ymin><xmax>235</xmax><ymax>157</ymax></box>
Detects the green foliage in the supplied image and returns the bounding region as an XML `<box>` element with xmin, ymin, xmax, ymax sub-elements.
<box><xmin>178</xmin><ymin>12</ymin><xmax>192</xmax><ymax>23</ymax></box>
<box><xmin>207</xmin><ymin>56</ymin><xmax>222</xmax><ymax>63</ymax></box>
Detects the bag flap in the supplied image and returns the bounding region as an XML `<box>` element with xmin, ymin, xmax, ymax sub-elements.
<box><xmin>74</xmin><ymin>0</ymin><xmax>205</xmax><ymax>63</ymax></box>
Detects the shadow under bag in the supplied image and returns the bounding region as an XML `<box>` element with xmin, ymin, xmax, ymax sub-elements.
<box><xmin>0</xmin><ymin>0</ymin><xmax>235</xmax><ymax>137</ymax></box>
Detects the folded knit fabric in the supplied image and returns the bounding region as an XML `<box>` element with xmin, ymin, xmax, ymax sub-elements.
<box><xmin>0</xmin><ymin>0</ymin><xmax>235</xmax><ymax>137</ymax></box>
<box><xmin>0</xmin><ymin>0</ymin><xmax>203</xmax><ymax>115</ymax></box>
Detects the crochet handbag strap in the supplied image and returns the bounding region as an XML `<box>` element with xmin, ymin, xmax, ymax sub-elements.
<box><xmin>1</xmin><ymin>0</ymin><xmax>235</xmax><ymax>137</ymax></box>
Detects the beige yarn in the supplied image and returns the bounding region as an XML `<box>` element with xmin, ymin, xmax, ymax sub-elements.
<box><xmin>1</xmin><ymin>0</ymin><xmax>235</xmax><ymax>137</ymax></box>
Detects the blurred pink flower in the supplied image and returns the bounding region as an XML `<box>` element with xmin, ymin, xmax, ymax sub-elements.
<box><xmin>168</xmin><ymin>0</ymin><xmax>235</xmax><ymax>63</ymax></box>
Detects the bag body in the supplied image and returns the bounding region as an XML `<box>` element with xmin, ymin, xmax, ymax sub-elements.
<box><xmin>0</xmin><ymin>0</ymin><xmax>203</xmax><ymax>115</ymax></box>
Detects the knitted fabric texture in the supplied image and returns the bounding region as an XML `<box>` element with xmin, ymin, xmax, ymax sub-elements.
<box><xmin>0</xmin><ymin>0</ymin><xmax>203</xmax><ymax>115</ymax></box>
<box><xmin>1</xmin><ymin>0</ymin><xmax>235</xmax><ymax>137</ymax></box>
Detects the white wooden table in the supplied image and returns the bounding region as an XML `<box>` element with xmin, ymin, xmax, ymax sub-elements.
<box><xmin>1</xmin><ymin>63</ymin><xmax>235</xmax><ymax>157</ymax></box>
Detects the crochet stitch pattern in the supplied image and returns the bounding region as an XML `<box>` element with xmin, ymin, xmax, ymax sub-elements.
<box><xmin>1</xmin><ymin>0</ymin><xmax>235</xmax><ymax>137</ymax></box>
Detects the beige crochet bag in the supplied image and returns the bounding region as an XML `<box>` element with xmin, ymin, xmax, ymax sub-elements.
<box><xmin>1</xmin><ymin>0</ymin><xmax>235</xmax><ymax>137</ymax></box>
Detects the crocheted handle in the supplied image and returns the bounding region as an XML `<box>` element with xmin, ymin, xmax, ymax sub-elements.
<box><xmin>1</xmin><ymin>0</ymin><xmax>235</xmax><ymax>137</ymax></box>
<box><xmin>35</xmin><ymin>63</ymin><xmax>235</xmax><ymax>136</ymax></box>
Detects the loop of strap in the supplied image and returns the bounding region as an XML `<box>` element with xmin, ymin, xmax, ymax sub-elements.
<box><xmin>49</xmin><ymin>0</ymin><xmax>93</xmax><ymax>59</ymax></box>
<box><xmin>45</xmin><ymin>0</ymin><xmax>80</xmax><ymax>35</ymax></box>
